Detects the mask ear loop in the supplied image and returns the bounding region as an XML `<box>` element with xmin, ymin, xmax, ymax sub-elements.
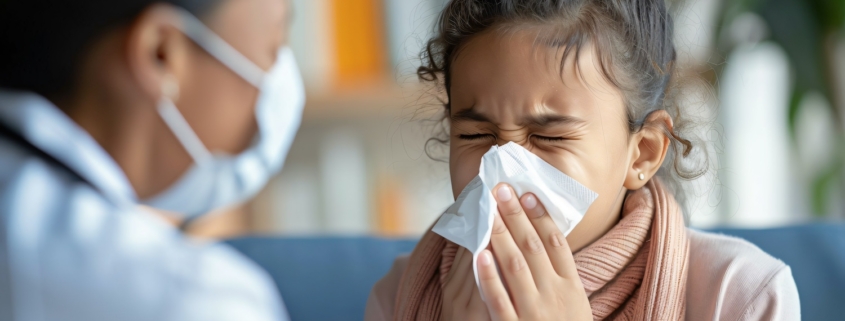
<box><xmin>171</xmin><ymin>6</ymin><xmax>266</xmax><ymax>88</ymax></box>
<box><xmin>156</xmin><ymin>74</ymin><xmax>213</xmax><ymax>166</ymax></box>
<box><xmin>157</xmin><ymin>75</ymin><xmax>213</xmax><ymax>230</ymax></box>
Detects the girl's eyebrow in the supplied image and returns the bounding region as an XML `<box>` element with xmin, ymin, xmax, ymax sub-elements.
<box><xmin>524</xmin><ymin>114</ymin><xmax>587</xmax><ymax>127</ymax></box>
<box><xmin>452</xmin><ymin>108</ymin><xmax>586</xmax><ymax>127</ymax></box>
<box><xmin>451</xmin><ymin>108</ymin><xmax>490</xmax><ymax>122</ymax></box>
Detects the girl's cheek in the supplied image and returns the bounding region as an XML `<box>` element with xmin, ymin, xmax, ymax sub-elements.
<box><xmin>539</xmin><ymin>148</ymin><xmax>609</xmax><ymax>196</ymax></box>
<box><xmin>537</xmin><ymin>148</ymin><xmax>589</xmax><ymax>179</ymax></box>
<box><xmin>449</xmin><ymin>144</ymin><xmax>487</xmax><ymax>197</ymax></box>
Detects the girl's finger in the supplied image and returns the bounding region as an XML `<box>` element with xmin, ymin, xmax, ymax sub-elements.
<box><xmin>477</xmin><ymin>250</ymin><xmax>517</xmax><ymax>321</ymax></box>
<box><xmin>487</xmin><ymin>212</ymin><xmax>552</xmax><ymax>317</ymax></box>
<box><xmin>489</xmin><ymin>211</ymin><xmax>538</xmax><ymax>297</ymax></box>
<box><xmin>492</xmin><ymin>185</ymin><xmax>553</xmax><ymax>290</ymax></box>
<box><xmin>521</xmin><ymin>193</ymin><xmax>579</xmax><ymax>279</ymax></box>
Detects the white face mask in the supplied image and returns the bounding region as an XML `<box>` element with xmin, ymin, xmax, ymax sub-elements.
<box><xmin>142</xmin><ymin>8</ymin><xmax>305</xmax><ymax>217</ymax></box>
<box><xmin>432</xmin><ymin>142</ymin><xmax>598</xmax><ymax>290</ymax></box>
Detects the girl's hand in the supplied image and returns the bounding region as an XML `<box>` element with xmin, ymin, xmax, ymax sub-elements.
<box><xmin>441</xmin><ymin>246</ymin><xmax>489</xmax><ymax>321</ymax></box>
<box><xmin>478</xmin><ymin>183</ymin><xmax>592</xmax><ymax>321</ymax></box>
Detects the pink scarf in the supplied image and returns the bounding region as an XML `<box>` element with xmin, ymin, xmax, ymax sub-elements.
<box><xmin>393</xmin><ymin>179</ymin><xmax>689</xmax><ymax>320</ymax></box>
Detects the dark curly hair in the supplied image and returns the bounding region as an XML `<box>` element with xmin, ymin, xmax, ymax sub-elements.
<box><xmin>419</xmin><ymin>0</ymin><xmax>712</xmax><ymax>212</ymax></box>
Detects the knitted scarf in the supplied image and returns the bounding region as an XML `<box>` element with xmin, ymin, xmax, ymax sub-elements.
<box><xmin>393</xmin><ymin>179</ymin><xmax>689</xmax><ymax>320</ymax></box>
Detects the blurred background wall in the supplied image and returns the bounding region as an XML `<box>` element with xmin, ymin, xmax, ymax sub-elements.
<box><xmin>191</xmin><ymin>0</ymin><xmax>845</xmax><ymax>239</ymax></box>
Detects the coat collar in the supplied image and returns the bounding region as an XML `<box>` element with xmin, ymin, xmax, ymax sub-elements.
<box><xmin>0</xmin><ymin>89</ymin><xmax>138</xmax><ymax>205</ymax></box>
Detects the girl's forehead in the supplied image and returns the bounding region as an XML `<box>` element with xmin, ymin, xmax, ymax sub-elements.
<box><xmin>450</xmin><ymin>29</ymin><xmax>624</xmax><ymax>121</ymax></box>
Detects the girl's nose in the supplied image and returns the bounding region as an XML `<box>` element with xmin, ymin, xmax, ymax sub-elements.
<box><xmin>495</xmin><ymin>133</ymin><xmax>530</xmax><ymax>147</ymax></box>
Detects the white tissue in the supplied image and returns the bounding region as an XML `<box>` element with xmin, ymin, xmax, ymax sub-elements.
<box><xmin>432</xmin><ymin>142</ymin><xmax>598</xmax><ymax>289</ymax></box>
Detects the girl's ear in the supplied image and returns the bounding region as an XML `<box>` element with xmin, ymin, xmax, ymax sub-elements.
<box><xmin>624</xmin><ymin>110</ymin><xmax>672</xmax><ymax>190</ymax></box>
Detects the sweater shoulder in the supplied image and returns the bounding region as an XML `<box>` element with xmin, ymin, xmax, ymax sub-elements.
<box><xmin>685</xmin><ymin>229</ymin><xmax>800</xmax><ymax>320</ymax></box>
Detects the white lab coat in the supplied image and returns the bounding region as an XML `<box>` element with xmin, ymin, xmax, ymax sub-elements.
<box><xmin>0</xmin><ymin>90</ymin><xmax>289</xmax><ymax>321</ymax></box>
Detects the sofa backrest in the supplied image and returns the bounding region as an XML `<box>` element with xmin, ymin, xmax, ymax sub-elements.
<box><xmin>227</xmin><ymin>223</ymin><xmax>845</xmax><ymax>321</ymax></box>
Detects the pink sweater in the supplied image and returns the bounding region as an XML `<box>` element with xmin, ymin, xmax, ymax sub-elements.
<box><xmin>365</xmin><ymin>229</ymin><xmax>801</xmax><ymax>320</ymax></box>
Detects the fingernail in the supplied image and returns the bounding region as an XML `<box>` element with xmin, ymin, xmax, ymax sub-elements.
<box><xmin>522</xmin><ymin>194</ymin><xmax>537</xmax><ymax>210</ymax></box>
<box><xmin>496</xmin><ymin>186</ymin><xmax>512</xmax><ymax>201</ymax></box>
<box><xmin>479</xmin><ymin>251</ymin><xmax>493</xmax><ymax>266</ymax></box>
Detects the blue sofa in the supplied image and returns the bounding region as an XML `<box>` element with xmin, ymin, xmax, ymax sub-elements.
<box><xmin>227</xmin><ymin>223</ymin><xmax>845</xmax><ymax>321</ymax></box>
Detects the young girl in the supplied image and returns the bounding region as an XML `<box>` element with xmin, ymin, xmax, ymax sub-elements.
<box><xmin>367</xmin><ymin>0</ymin><xmax>800</xmax><ymax>320</ymax></box>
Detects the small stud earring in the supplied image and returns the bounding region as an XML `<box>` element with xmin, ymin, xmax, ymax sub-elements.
<box><xmin>638</xmin><ymin>172</ymin><xmax>645</xmax><ymax>181</ymax></box>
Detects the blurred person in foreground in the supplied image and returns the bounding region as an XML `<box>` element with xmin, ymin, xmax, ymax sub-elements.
<box><xmin>0</xmin><ymin>0</ymin><xmax>302</xmax><ymax>319</ymax></box>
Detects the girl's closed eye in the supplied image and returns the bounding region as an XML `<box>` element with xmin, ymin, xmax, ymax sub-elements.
<box><xmin>458</xmin><ymin>133</ymin><xmax>495</xmax><ymax>141</ymax></box>
<box><xmin>531</xmin><ymin>134</ymin><xmax>566</xmax><ymax>142</ymax></box>
<box><xmin>530</xmin><ymin>127</ymin><xmax>586</xmax><ymax>143</ymax></box>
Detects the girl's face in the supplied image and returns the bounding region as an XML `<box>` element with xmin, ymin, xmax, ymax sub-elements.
<box><xmin>448</xmin><ymin>28</ymin><xmax>638</xmax><ymax>251</ymax></box>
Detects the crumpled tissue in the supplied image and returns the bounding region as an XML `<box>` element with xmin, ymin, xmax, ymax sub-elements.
<box><xmin>432</xmin><ymin>142</ymin><xmax>598</xmax><ymax>289</ymax></box>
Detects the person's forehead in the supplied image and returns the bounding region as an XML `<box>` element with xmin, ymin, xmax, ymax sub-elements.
<box><xmin>205</xmin><ymin>0</ymin><xmax>289</xmax><ymax>66</ymax></box>
<box><xmin>208</xmin><ymin>0</ymin><xmax>288</xmax><ymax>33</ymax></box>
<box><xmin>455</xmin><ymin>29</ymin><xmax>613</xmax><ymax>88</ymax></box>
<box><xmin>451</xmin><ymin>29</ymin><xmax>620</xmax><ymax>113</ymax></box>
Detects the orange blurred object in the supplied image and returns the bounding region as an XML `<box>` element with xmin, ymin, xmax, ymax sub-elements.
<box><xmin>375</xmin><ymin>175</ymin><xmax>407</xmax><ymax>236</ymax></box>
<box><xmin>330</xmin><ymin>0</ymin><xmax>388</xmax><ymax>88</ymax></box>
